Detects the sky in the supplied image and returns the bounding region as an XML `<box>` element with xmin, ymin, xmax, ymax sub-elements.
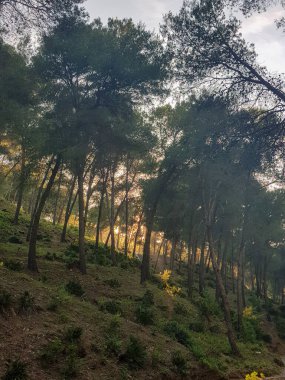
<box><xmin>85</xmin><ymin>0</ymin><xmax>285</xmax><ymax>74</ymax></box>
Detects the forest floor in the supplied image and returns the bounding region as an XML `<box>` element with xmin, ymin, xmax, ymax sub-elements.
<box><xmin>0</xmin><ymin>199</ymin><xmax>285</xmax><ymax>380</ymax></box>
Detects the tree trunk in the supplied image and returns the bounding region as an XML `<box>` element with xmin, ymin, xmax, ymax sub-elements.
<box><xmin>95</xmin><ymin>171</ymin><xmax>108</xmax><ymax>250</ymax></box>
<box><xmin>60</xmin><ymin>175</ymin><xmax>76</xmax><ymax>242</ymax></box>
<box><xmin>132</xmin><ymin>211</ymin><xmax>143</xmax><ymax>258</ymax></box>
<box><xmin>170</xmin><ymin>238</ymin><xmax>177</xmax><ymax>271</ymax></box>
<box><xmin>52</xmin><ymin>164</ymin><xmax>63</xmax><ymax>225</ymax></box>
<box><xmin>124</xmin><ymin>155</ymin><xmax>130</xmax><ymax>256</ymax></box>
<box><xmin>77</xmin><ymin>165</ymin><xmax>87</xmax><ymax>274</ymax></box>
<box><xmin>207</xmin><ymin>224</ymin><xmax>241</xmax><ymax>356</ymax></box>
<box><xmin>13</xmin><ymin>146</ymin><xmax>26</xmax><ymax>224</ymax></box>
<box><xmin>26</xmin><ymin>157</ymin><xmax>53</xmax><ymax>241</ymax></box>
<box><xmin>110</xmin><ymin>164</ymin><xmax>116</xmax><ymax>264</ymax></box>
<box><xmin>199</xmin><ymin>234</ymin><xmax>206</xmax><ymax>295</ymax></box>
<box><xmin>28</xmin><ymin>156</ymin><xmax>61</xmax><ymax>272</ymax></box>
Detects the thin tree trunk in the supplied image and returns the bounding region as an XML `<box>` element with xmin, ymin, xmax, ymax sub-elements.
<box><xmin>26</xmin><ymin>157</ymin><xmax>54</xmax><ymax>241</ymax></box>
<box><xmin>77</xmin><ymin>164</ymin><xmax>87</xmax><ymax>274</ymax></box>
<box><xmin>13</xmin><ymin>146</ymin><xmax>26</xmax><ymax>224</ymax></box>
<box><xmin>95</xmin><ymin>171</ymin><xmax>108</xmax><ymax>250</ymax></box>
<box><xmin>110</xmin><ymin>164</ymin><xmax>116</xmax><ymax>264</ymax></box>
<box><xmin>60</xmin><ymin>175</ymin><xmax>76</xmax><ymax>242</ymax></box>
<box><xmin>52</xmin><ymin>164</ymin><xmax>63</xmax><ymax>225</ymax></box>
<box><xmin>28</xmin><ymin>156</ymin><xmax>61</xmax><ymax>272</ymax></box>
<box><xmin>199</xmin><ymin>234</ymin><xmax>206</xmax><ymax>295</ymax></box>
<box><xmin>207</xmin><ymin>224</ymin><xmax>241</xmax><ymax>356</ymax></box>
<box><xmin>132</xmin><ymin>211</ymin><xmax>143</xmax><ymax>258</ymax></box>
<box><xmin>124</xmin><ymin>155</ymin><xmax>130</xmax><ymax>256</ymax></box>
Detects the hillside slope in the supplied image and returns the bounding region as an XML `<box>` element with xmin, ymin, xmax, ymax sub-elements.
<box><xmin>0</xmin><ymin>200</ymin><xmax>284</xmax><ymax>380</ymax></box>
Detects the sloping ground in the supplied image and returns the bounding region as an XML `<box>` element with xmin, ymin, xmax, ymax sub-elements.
<box><xmin>0</xmin><ymin>200</ymin><xmax>284</xmax><ymax>379</ymax></box>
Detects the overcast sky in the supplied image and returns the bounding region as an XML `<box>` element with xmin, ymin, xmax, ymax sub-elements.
<box><xmin>85</xmin><ymin>0</ymin><xmax>285</xmax><ymax>74</ymax></box>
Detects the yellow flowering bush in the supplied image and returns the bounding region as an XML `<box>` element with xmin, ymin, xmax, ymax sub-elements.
<box><xmin>159</xmin><ymin>270</ymin><xmax>181</xmax><ymax>297</ymax></box>
<box><xmin>243</xmin><ymin>306</ymin><xmax>256</xmax><ymax>319</ymax></box>
<box><xmin>245</xmin><ymin>371</ymin><xmax>265</xmax><ymax>380</ymax></box>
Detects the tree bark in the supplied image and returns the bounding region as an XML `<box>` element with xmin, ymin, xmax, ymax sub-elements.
<box><xmin>13</xmin><ymin>146</ymin><xmax>26</xmax><ymax>224</ymax></box>
<box><xmin>26</xmin><ymin>156</ymin><xmax>53</xmax><ymax>241</ymax></box>
<box><xmin>132</xmin><ymin>211</ymin><xmax>143</xmax><ymax>258</ymax></box>
<box><xmin>207</xmin><ymin>224</ymin><xmax>241</xmax><ymax>356</ymax></box>
<box><xmin>28</xmin><ymin>156</ymin><xmax>61</xmax><ymax>272</ymax></box>
<box><xmin>60</xmin><ymin>175</ymin><xmax>76</xmax><ymax>242</ymax></box>
<box><xmin>77</xmin><ymin>164</ymin><xmax>87</xmax><ymax>274</ymax></box>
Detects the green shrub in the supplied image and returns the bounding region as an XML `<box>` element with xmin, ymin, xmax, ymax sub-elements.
<box><xmin>63</xmin><ymin>327</ymin><xmax>82</xmax><ymax>343</ymax></box>
<box><xmin>60</xmin><ymin>353</ymin><xmax>78</xmax><ymax>378</ymax></box>
<box><xmin>4</xmin><ymin>259</ymin><xmax>22</xmax><ymax>272</ymax></box>
<box><xmin>65</xmin><ymin>281</ymin><xmax>84</xmax><ymax>297</ymax></box>
<box><xmin>171</xmin><ymin>350</ymin><xmax>188</xmax><ymax>376</ymax></box>
<box><xmin>241</xmin><ymin>318</ymin><xmax>258</xmax><ymax>343</ymax></box>
<box><xmin>164</xmin><ymin>321</ymin><xmax>191</xmax><ymax>348</ymax></box>
<box><xmin>39</xmin><ymin>338</ymin><xmax>64</xmax><ymax>366</ymax></box>
<box><xmin>123</xmin><ymin>336</ymin><xmax>147</xmax><ymax>369</ymax></box>
<box><xmin>196</xmin><ymin>293</ymin><xmax>221</xmax><ymax>319</ymax></box>
<box><xmin>151</xmin><ymin>350</ymin><xmax>161</xmax><ymax>368</ymax></box>
<box><xmin>248</xmin><ymin>294</ymin><xmax>262</xmax><ymax>312</ymax></box>
<box><xmin>47</xmin><ymin>296</ymin><xmax>61</xmax><ymax>312</ymax></box>
<box><xmin>104</xmin><ymin>279</ymin><xmax>121</xmax><ymax>289</ymax></box>
<box><xmin>0</xmin><ymin>290</ymin><xmax>12</xmax><ymax>312</ymax></box>
<box><xmin>18</xmin><ymin>291</ymin><xmax>35</xmax><ymax>313</ymax></box>
<box><xmin>141</xmin><ymin>290</ymin><xmax>154</xmax><ymax>307</ymax></box>
<box><xmin>174</xmin><ymin>302</ymin><xmax>188</xmax><ymax>316</ymax></box>
<box><xmin>2</xmin><ymin>359</ymin><xmax>27</xmax><ymax>380</ymax></box>
<box><xmin>105</xmin><ymin>336</ymin><xmax>122</xmax><ymax>356</ymax></box>
<box><xmin>8</xmin><ymin>236</ymin><xmax>23</xmax><ymax>244</ymax></box>
<box><xmin>189</xmin><ymin>321</ymin><xmax>205</xmax><ymax>333</ymax></box>
<box><xmin>135</xmin><ymin>305</ymin><xmax>154</xmax><ymax>325</ymax></box>
<box><xmin>100</xmin><ymin>300</ymin><xmax>122</xmax><ymax>315</ymax></box>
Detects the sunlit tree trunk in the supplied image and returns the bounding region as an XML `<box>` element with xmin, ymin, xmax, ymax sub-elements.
<box><xmin>61</xmin><ymin>175</ymin><xmax>76</xmax><ymax>242</ymax></box>
<box><xmin>14</xmin><ymin>145</ymin><xmax>26</xmax><ymax>224</ymax></box>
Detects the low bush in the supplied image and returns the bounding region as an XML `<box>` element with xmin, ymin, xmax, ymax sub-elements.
<box><xmin>189</xmin><ymin>321</ymin><xmax>205</xmax><ymax>333</ymax></box>
<box><xmin>39</xmin><ymin>338</ymin><xmax>64</xmax><ymax>366</ymax></box>
<box><xmin>2</xmin><ymin>359</ymin><xmax>27</xmax><ymax>380</ymax></box>
<box><xmin>104</xmin><ymin>279</ymin><xmax>121</xmax><ymax>289</ymax></box>
<box><xmin>122</xmin><ymin>335</ymin><xmax>147</xmax><ymax>369</ymax></box>
<box><xmin>135</xmin><ymin>305</ymin><xmax>154</xmax><ymax>325</ymax></box>
<box><xmin>63</xmin><ymin>327</ymin><xmax>82</xmax><ymax>343</ymax></box>
<box><xmin>65</xmin><ymin>281</ymin><xmax>84</xmax><ymax>297</ymax></box>
<box><xmin>0</xmin><ymin>290</ymin><xmax>12</xmax><ymax>312</ymax></box>
<box><xmin>141</xmin><ymin>290</ymin><xmax>154</xmax><ymax>307</ymax></box>
<box><xmin>195</xmin><ymin>293</ymin><xmax>221</xmax><ymax>320</ymax></box>
<box><xmin>100</xmin><ymin>300</ymin><xmax>122</xmax><ymax>315</ymax></box>
<box><xmin>18</xmin><ymin>291</ymin><xmax>35</xmax><ymax>313</ymax></box>
<box><xmin>174</xmin><ymin>302</ymin><xmax>188</xmax><ymax>316</ymax></box>
<box><xmin>8</xmin><ymin>236</ymin><xmax>22</xmax><ymax>244</ymax></box>
<box><xmin>4</xmin><ymin>259</ymin><xmax>22</xmax><ymax>272</ymax></box>
<box><xmin>171</xmin><ymin>350</ymin><xmax>188</xmax><ymax>376</ymax></box>
<box><xmin>105</xmin><ymin>336</ymin><xmax>122</xmax><ymax>356</ymax></box>
<box><xmin>164</xmin><ymin>321</ymin><xmax>191</xmax><ymax>348</ymax></box>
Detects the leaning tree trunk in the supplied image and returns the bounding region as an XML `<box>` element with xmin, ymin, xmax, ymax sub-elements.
<box><xmin>60</xmin><ymin>176</ymin><xmax>76</xmax><ymax>242</ymax></box>
<box><xmin>26</xmin><ymin>156</ymin><xmax>54</xmax><ymax>241</ymax></box>
<box><xmin>28</xmin><ymin>156</ymin><xmax>61</xmax><ymax>272</ymax></box>
<box><xmin>77</xmin><ymin>165</ymin><xmax>87</xmax><ymax>274</ymax></box>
